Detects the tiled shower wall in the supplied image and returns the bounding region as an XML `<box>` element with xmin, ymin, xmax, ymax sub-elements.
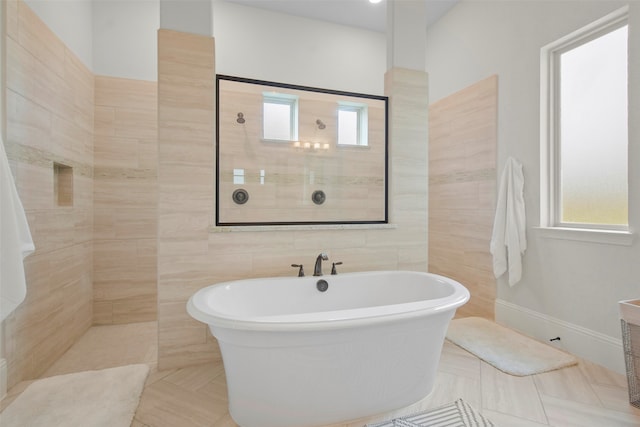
<box><xmin>93</xmin><ymin>76</ymin><xmax>158</xmax><ymax>324</ymax></box>
<box><xmin>2</xmin><ymin>1</ymin><xmax>158</xmax><ymax>387</ymax></box>
<box><xmin>3</xmin><ymin>0</ymin><xmax>94</xmax><ymax>387</ymax></box>
<box><xmin>428</xmin><ymin>75</ymin><xmax>497</xmax><ymax>320</ymax></box>
<box><xmin>157</xmin><ymin>29</ymin><xmax>219</xmax><ymax>369</ymax></box>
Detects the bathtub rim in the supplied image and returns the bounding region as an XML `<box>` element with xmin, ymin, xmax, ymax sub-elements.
<box><xmin>187</xmin><ymin>270</ymin><xmax>470</xmax><ymax>332</ymax></box>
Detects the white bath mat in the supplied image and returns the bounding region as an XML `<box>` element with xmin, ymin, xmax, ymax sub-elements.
<box><xmin>0</xmin><ymin>364</ymin><xmax>149</xmax><ymax>427</ymax></box>
<box><xmin>446</xmin><ymin>316</ymin><xmax>578</xmax><ymax>376</ymax></box>
<box><xmin>366</xmin><ymin>399</ymin><xmax>494</xmax><ymax>427</ymax></box>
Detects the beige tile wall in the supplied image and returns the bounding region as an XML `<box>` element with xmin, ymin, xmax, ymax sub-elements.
<box><xmin>157</xmin><ymin>29</ymin><xmax>219</xmax><ymax>370</ymax></box>
<box><xmin>2</xmin><ymin>0</ymin><xmax>94</xmax><ymax>388</ymax></box>
<box><xmin>428</xmin><ymin>75</ymin><xmax>497</xmax><ymax>320</ymax></box>
<box><xmin>93</xmin><ymin>76</ymin><xmax>158</xmax><ymax>324</ymax></box>
<box><xmin>157</xmin><ymin>28</ymin><xmax>430</xmax><ymax>370</ymax></box>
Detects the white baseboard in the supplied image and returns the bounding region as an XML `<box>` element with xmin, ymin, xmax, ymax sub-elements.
<box><xmin>495</xmin><ymin>299</ymin><xmax>625</xmax><ymax>374</ymax></box>
<box><xmin>0</xmin><ymin>358</ymin><xmax>7</xmax><ymax>400</ymax></box>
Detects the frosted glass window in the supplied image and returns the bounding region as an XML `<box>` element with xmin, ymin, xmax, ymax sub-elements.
<box><xmin>558</xmin><ymin>24</ymin><xmax>628</xmax><ymax>226</ymax></box>
<box><xmin>263</xmin><ymin>94</ymin><xmax>298</xmax><ymax>141</ymax></box>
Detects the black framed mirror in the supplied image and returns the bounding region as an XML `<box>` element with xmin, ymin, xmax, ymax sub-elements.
<box><xmin>216</xmin><ymin>75</ymin><xmax>388</xmax><ymax>226</ymax></box>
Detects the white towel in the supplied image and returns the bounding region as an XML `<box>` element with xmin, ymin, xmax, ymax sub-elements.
<box><xmin>1</xmin><ymin>138</ymin><xmax>35</xmax><ymax>322</ymax></box>
<box><xmin>490</xmin><ymin>157</ymin><xmax>526</xmax><ymax>286</ymax></box>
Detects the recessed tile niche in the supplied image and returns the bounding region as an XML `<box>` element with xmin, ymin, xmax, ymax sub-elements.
<box><xmin>53</xmin><ymin>162</ymin><xmax>73</xmax><ymax>206</ymax></box>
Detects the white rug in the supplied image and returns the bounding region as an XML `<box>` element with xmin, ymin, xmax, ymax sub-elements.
<box><xmin>366</xmin><ymin>399</ymin><xmax>494</xmax><ymax>427</ymax></box>
<box><xmin>0</xmin><ymin>364</ymin><xmax>149</xmax><ymax>427</ymax></box>
<box><xmin>447</xmin><ymin>317</ymin><xmax>578</xmax><ymax>376</ymax></box>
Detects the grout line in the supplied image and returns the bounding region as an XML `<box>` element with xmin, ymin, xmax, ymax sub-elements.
<box><xmin>532</xmin><ymin>371</ymin><xmax>551</xmax><ymax>426</ymax></box>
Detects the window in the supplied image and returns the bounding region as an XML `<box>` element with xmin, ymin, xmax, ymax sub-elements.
<box><xmin>541</xmin><ymin>9</ymin><xmax>628</xmax><ymax>231</ymax></box>
<box><xmin>337</xmin><ymin>102</ymin><xmax>368</xmax><ymax>146</ymax></box>
<box><xmin>262</xmin><ymin>93</ymin><xmax>298</xmax><ymax>141</ymax></box>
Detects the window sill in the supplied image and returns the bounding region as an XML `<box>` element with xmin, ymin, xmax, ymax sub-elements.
<box><xmin>533</xmin><ymin>226</ymin><xmax>634</xmax><ymax>246</ymax></box>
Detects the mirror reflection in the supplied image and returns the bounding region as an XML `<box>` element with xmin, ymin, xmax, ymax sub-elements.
<box><xmin>216</xmin><ymin>75</ymin><xmax>388</xmax><ymax>226</ymax></box>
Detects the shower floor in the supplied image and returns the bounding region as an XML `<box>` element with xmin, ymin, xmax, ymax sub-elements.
<box><xmin>2</xmin><ymin>321</ymin><xmax>639</xmax><ymax>426</ymax></box>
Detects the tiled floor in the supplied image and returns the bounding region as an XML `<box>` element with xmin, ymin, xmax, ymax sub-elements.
<box><xmin>2</xmin><ymin>321</ymin><xmax>640</xmax><ymax>426</ymax></box>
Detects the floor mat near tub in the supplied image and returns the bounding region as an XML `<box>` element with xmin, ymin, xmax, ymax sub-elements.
<box><xmin>365</xmin><ymin>399</ymin><xmax>494</xmax><ymax>427</ymax></box>
<box><xmin>446</xmin><ymin>316</ymin><xmax>578</xmax><ymax>376</ymax></box>
<box><xmin>0</xmin><ymin>364</ymin><xmax>149</xmax><ymax>427</ymax></box>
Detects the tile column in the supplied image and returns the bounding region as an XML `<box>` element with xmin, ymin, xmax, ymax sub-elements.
<box><xmin>157</xmin><ymin>2</ymin><xmax>219</xmax><ymax>369</ymax></box>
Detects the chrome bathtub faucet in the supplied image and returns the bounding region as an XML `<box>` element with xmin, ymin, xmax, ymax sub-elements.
<box><xmin>313</xmin><ymin>253</ymin><xmax>329</xmax><ymax>276</ymax></box>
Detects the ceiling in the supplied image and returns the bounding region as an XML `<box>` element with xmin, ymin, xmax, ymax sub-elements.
<box><xmin>222</xmin><ymin>0</ymin><xmax>458</xmax><ymax>33</ymax></box>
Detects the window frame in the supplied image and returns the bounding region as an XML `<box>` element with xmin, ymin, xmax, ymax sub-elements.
<box><xmin>540</xmin><ymin>7</ymin><xmax>629</xmax><ymax>232</ymax></box>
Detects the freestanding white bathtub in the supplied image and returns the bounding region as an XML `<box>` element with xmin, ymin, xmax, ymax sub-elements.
<box><xmin>187</xmin><ymin>270</ymin><xmax>469</xmax><ymax>427</ymax></box>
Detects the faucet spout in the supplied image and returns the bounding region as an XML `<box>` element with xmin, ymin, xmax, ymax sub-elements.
<box><xmin>313</xmin><ymin>253</ymin><xmax>329</xmax><ymax>276</ymax></box>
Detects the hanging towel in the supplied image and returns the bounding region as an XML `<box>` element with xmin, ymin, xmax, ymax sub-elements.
<box><xmin>1</xmin><ymin>138</ymin><xmax>35</xmax><ymax>322</ymax></box>
<box><xmin>490</xmin><ymin>157</ymin><xmax>526</xmax><ymax>286</ymax></box>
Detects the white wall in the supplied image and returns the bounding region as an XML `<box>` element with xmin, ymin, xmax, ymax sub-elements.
<box><xmin>26</xmin><ymin>0</ymin><xmax>385</xmax><ymax>92</ymax></box>
<box><xmin>160</xmin><ymin>0</ymin><xmax>211</xmax><ymax>37</ymax></box>
<box><xmin>25</xmin><ymin>0</ymin><xmax>93</xmax><ymax>69</ymax></box>
<box><xmin>93</xmin><ymin>0</ymin><xmax>386</xmax><ymax>90</ymax></box>
<box><xmin>93</xmin><ymin>0</ymin><xmax>159</xmax><ymax>81</ymax></box>
<box><xmin>23</xmin><ymin>0</ymin><xmax>160</xmax><ymax>81</ymax></box>
<box><xmin>212</xmin><ymin>1</ymin><xmax>386</xmax><ymax>95</ymax></box>
<box><xmin>425</xmin><ymin>0</ymin><xmax>640</xmax><ymax>371</ymax></box>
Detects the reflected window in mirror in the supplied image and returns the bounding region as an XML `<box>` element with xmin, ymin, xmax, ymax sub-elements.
<box><xmin>233</xmin><ymin>168</ymin><xmax>245</xmax><ymax>184</ymax></box>
<box><xmin>263</xmin><ymin>93</ymin><xmax>298</xmax><ymax>142</ymax></box>
<box><xmin>337</xmin><ymin>102</ymin><xmax>368</xmax><ymax>146</ymax></box>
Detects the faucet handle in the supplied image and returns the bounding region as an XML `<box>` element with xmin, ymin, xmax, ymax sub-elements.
<box><xmin>291</xmin><ymin>264</ymin><xmax>305</xmax><ymax>277</ymax></box>
<box><xmin>331</xmin><ymin>262</ymin><xmax>343</xmax><ymax>275</ymax></box>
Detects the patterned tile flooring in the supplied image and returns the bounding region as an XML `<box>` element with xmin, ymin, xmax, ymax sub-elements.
<box><xmin>2</xmin><ymin>321</ymin><xmax>640</xmax><ymax>426</ymax></box>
